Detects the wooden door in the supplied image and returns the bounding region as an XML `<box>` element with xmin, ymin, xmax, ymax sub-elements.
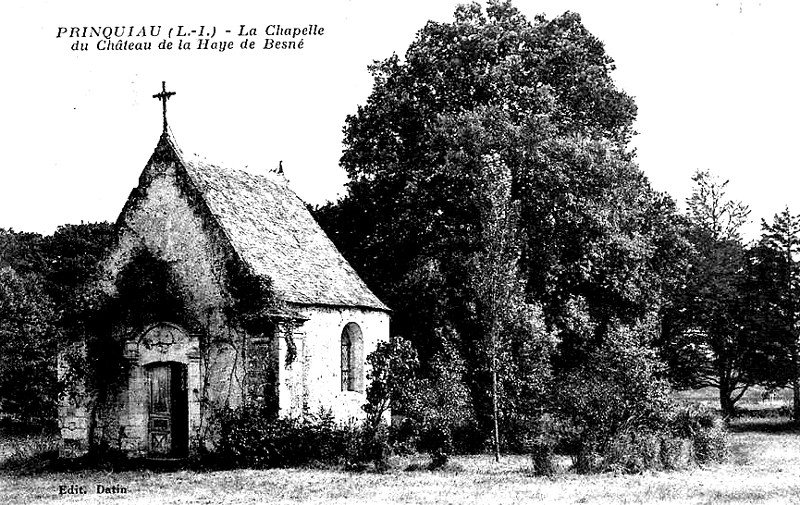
<box><xmin>147</xmin><ymin>364</ymin><xmax>172</xmax><ymax>455</ymax></box>
<box><xmin>147</xmin><ymin>363</ymin><xmax>187</xmax><ymax>457</ymax></box>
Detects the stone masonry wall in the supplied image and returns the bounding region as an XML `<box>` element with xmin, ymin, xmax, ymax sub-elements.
<box><xmin>287</xmin><ymin>306</ymin><xmax>390</xmax><ymax>421</ymax></box>
<box><xmin>58</xmin><ymin>342</ymin><xmax>90</xmax><ymax>458</ymax></box>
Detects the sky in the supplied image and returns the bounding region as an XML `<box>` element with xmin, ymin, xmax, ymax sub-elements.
<box><xmin>1</xmin><ymin>0</ymin><xmax>797</xmax><ymax>240</ymax></box>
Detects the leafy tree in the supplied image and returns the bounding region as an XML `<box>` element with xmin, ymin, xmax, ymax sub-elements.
<box><xmin>44</xmin><ymin>223</ymin><xmax>117</xmax><ymax>355</ymax></box>
<box><xmin>465</xmin><ymin>150</ymin><xmax>554</xmax><ymax>458</ymax></box>
<box><xmin>469</xmin><ymin>152</ymin><xmax>519</xmax><ymax>461</ymax></box>
<box><xmin>661</xmin><ymin>170</ymin><xmax>754</xmax><ymax>415</ymax></box>
<box><xmin>2</xmin><ymin>222</ymin><xmax>116</xmax><ymax>321</ymax></box>
<box><xmin>0</xmin><ymin>266</ymin><xmax>57</xmax><ymax>424</ymax></box>
<box><xmin>521</xmin><ymin>138</ymin><xmax>687</xmax><ymax>361</ymax></box>
<box><xmin>0</xmin><ymin>228</ymin><xmax>47</xmax><ymax>275</ymax></box>
<box><xmin>0</xmin><ymin>224</ymin><xmax>115</xmax><ymax>426</ymax></box>
<box><xmin>317</xmin><ymin>0</ymin><xmax>686</xmax><ymax>429</ymax></box>
<box><xmin>41</xmin><ymin>222</ymin><xmax>116</xmax><ymax>312</ymax></box>
<box><xmin>746</xmin><ymin>208</ymin><xmax>800</xmax><ymax>419</ymax></box>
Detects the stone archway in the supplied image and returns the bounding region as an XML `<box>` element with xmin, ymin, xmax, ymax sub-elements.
<box><xmin>144</xmin><ymin>361</ymin><xmax>188</xmax><ymax>456</ymax></box>
<box><xmin>123</xmin><ymin>323</ymin><xmax>200</xmax><ymax>457</ymax></box>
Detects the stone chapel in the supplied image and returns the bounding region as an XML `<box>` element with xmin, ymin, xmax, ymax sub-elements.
<box><xmin>58</xmin><ymin>84</ymin><xmax>390</xmax><ymax>458</ymax></box>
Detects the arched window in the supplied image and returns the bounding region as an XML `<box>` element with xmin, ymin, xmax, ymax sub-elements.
<box><xmin>340</xmin><ymin>323</ymin><xmax>364</xmax><ymax>392</ymax></box>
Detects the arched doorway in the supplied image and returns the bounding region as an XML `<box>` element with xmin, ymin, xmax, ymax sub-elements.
<box><xmin>134</xmin><ymin>322</ymin><xmax>197</xmax><ymax>458</ymax></box>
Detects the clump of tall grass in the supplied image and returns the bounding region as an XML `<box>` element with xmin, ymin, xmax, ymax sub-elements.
<box><xmin>671</xmin><ymin>405</ymin><xmax>729</xmax><ymax>464</ymax></box>
<box><xmin>0</xmin><ymin>432</ymin><xmax>59</xmax><ymax>474</ymax></box>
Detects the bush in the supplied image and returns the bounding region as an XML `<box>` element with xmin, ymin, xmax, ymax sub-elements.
<box><xmin>671</xmin><ymin>405</ymin><xmax>729</xmax><ymax>464</ymax></box>
<box><xmin>529</xmin><ymin>439</ymin><xmax>557</xmax><ymax>476</ymax></box>
<box><xmin>385</xmin><ymin>339</ymin><xmax>479</xmax><ymax>465</ymax></box>
<box><xmin>670</xmin><ymin>404</ymin><xmax>718</xmax><ymax>437</ymax></box>
<box><xmin>363</xmin><ymin>336</ymin><xmax>419</xmax><ymax>427</ymax></box>
<box><xmin>570</xmin><ymin>430</ymin><xmax>696</xmax><ymax>474</ymax></box>
<box><xmin>659</xmin><ymin>436</ymin><xmax>694</xmax><ymax>470</ymax></box>
<box><xmin>555</xmin><ymin>323</ymin><xmax>674</xmax><ymax>461</ymax></box>
<box><xmin>521</xmin><ymin>414</ymin><xmax>565</xmax><ymax>476</ymax></box>
<box><xmin>561</xmin><ymin>406</ymin><xmax>727</xmax><ymax>474</ymax></box>
<box><xmin>389</xmin><ymin>417</ymin><xmax>420</xmax><ymax>455</ymax></box>
<box><xmin>529</xmin><ymin>413</ymin><xmax>580</xmax><ymax>456</ymax></box>
<box><xmin>358</xmin><ymin>422</ymin><xmax>391</xmax><ymax>471</ymax></box>
<box><xmin>215</xmin><ymin>406</ymin><xmax>388</xmax><ymax>470</ymax></box>
<box><xmin>419</xmin><ymin>422</ymin><xmax>452</xmax><ymax>469</ymax></box>
<box><xmin>389</xmin><ymin>417</ymin><xmax>481</xmax><ymax>467</ymax></box>
<box><xmin>692</xmin><ymin>422</ymin><xmax>729</xmax><ymax>464</ymax></box>
<box><xmin>549</xmin><ymin>319</ymin><xmax>730</xmax><ymax>473</ymax></box>
<box><xmin>599</xmin><ymin>430</ymin><xmax>662</xmax><ymax>474</ymax></box>
<box><xmin>217</xmin><ymin>409</ymin><xmax>310</xmax><ymax>468</ymax></box>
<box><xmin>573</xmin><ymin>446</ymin><xmax>603</xmax><ymax>474</ymax></box>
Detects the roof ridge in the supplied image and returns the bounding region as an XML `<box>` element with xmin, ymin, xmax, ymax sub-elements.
<box><xmin>181</xmin><ymin>151</ymin><xmax>290</xmax><ymax>189</ymax></box>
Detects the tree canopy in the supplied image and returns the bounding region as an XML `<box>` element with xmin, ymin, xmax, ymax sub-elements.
<box><xmin>318</xmin><ymin>1</ymin><xmax>684</xmax><ymax>361</ymax></box>
<box><xmin>746</xmin><ymin>208</ymin><xmax>800</xmax><ymax>417</ymax></box>
<box><xmin>316</xmin><ymin>1</ymin><xmax>689</xmax><ymax>437</ymax></box>
<box><xmin>0</xmin><ymin>223</ymin><xmax>116</xmax><ymax>425</ymax></box>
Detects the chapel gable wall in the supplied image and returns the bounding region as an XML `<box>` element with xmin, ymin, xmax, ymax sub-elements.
<box><xmin>72</xmin><ymin>159</ymin><xmax>253</xmax><ymax>455</ymax></box>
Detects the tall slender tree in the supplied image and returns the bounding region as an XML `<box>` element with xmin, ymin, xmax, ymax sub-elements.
<box><xmin>468</xmin><ymin>152</ymin><xmax>520</xmax><ymax>461</ymax></box>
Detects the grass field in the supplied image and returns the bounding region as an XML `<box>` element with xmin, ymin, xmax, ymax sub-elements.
<box><xmin>674</xmin><ymin>386</ymin><xmax>795</xmax><ymax>409</ymax></box>
<box><xmin>1</xmin><ymin>393</ymin><xmax>798</xmax><ymax>504</ymax></box>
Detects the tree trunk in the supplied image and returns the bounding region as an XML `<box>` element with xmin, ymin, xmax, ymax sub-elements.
<box><xmin>490</xmin><ymin>316</ymin><xmax>500</xmax><ymax>463</ymax></box>
<box><xmin>492</xmin><ymin>353</ymin><xmax>500</xmax><ymax>463</ymax></box>
<box><xmin>793</xmin><ymin>346</ymin><xmax>800</xmax><ymax>423</ymax></box>
<box><xmin>719</xmin><ymin>381</ymin><xmax>735</xmax><ymax>418</ymax></box>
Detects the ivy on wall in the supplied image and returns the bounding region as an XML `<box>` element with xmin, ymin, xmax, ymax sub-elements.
<box><xmin>61</xmin><ymin>245</ymin><xmax>302</xmax><ymax>452</ymax></box>
<box><xmin>223</xmin><ymin>258</ymin><xmax>298</xmax><ymax>367</ymax></box>
<box><xmin>61</xmin><ymin>246</ymin><xmax>196</xmax><ymax>452</ymax></box>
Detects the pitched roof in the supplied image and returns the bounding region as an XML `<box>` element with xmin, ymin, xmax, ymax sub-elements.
<box><xmin>153</xmin><ymin>133</ymin><xmax>388</xmax><ymax>311</ymax></box>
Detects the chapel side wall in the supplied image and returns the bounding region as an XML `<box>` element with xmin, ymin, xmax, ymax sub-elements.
<box><xmin>285</xmin><ymin>306</ymin><xmax>389</xmax><ymax>421</ymax></box>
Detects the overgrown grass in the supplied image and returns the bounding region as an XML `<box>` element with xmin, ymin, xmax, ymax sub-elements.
<box><xmin>2</xmin><ymin>413</ymin><xmax>799</xmax><ymax>504</ymax></box>
<box><xmin>2</xmin><ymin>390</ymin><xmax>797</xmax><ymax>504</ymax></box>
<box><xmin>0</xmin><ymin>427</ymin><xmax>59</xmax><ymax>476</ymax></box>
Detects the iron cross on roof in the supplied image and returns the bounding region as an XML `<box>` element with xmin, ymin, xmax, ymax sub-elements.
<box><xmin>153</xmin><ymin>81</ymin><xmax>176</xmax><ymax>133</ymax></box>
